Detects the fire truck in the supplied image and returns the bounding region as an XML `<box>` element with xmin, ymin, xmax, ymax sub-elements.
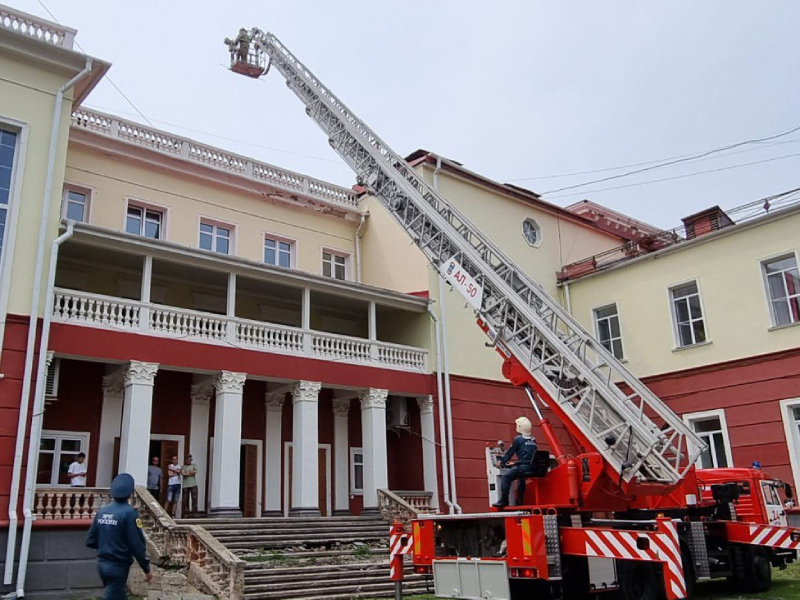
<box><xmin>224</xmin><ymin>29</ymin><xmax>799</xmax><ymax>600</ymax></box>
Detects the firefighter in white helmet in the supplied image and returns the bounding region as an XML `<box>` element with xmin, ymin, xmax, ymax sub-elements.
<box><xmin>492</xmin><ymin>416</ymin><xmax>537</xmax><ymax>509</ymax></box>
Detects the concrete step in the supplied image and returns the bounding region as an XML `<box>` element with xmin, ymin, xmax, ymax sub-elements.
<box><xmin>243</xmin><ymin>577</ymin><xmax>430</xmax><ymax>600</ymax></box>
<box><xmin>208</xmin><ymin>525</ymin><xmax>388</xmax><ymax>538</ymax></box>
<box><xmin>245</xmin><ymin>564</ymin><xmax>411</xmax><ymax>584</ymax></box>
<box><xmin>245</xmin><ymin>571</ymin><xmax>423</xmax><ymax>593</ymax></box>
<box><xmin>239</xmin><ymin>547</ymin><xmax>389</xmax><ymax>560</ymax></box>
<box><xmin>244</xmin><ymin>561</ymin><xmax>390</xmax><ymax>574</ymax></box>
<box><xmin>222</xmin><ymin>534</ymin><xmax>386</xmax><ymax>550</ymax></box>
<box><xmin>179</xmin><ymin>516</ymin><xmax>384</xmax><ymax>527</ymax></box>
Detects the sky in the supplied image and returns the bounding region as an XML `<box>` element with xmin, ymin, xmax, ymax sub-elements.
<box><xmin>16</xmin><ymin>0</ymin><xmax>800</xmax><ymax>229</ymax></box>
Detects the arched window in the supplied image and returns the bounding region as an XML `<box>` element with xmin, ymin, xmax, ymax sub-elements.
<box><xmin>522</xmin><ymin>218</ymin><xmax>541</xmax><ymax>247</ymax></box>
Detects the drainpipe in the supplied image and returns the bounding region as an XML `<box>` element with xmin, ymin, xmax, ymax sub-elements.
<box><xmin>4</xmin><ymin>58</ymin><xmax>92</xmax><ymax>590</ymax></box>
<box><xmin>15</xmin><ymin>221</ymin><xmax>74</xmax><ymax>596</ymax></box>
<box><xmin>432</xmin><ymin>155</ymin><xmax>461</xmax><ymax>513</ymax></box>
<box><xmin>427</xmin><ymin>305</ymin><xmax>454</xmax><ymax>513</ymax></box>
<box><xmin>563</xmin><ymin>280</ymin><xmax>572</xmax><ymax>315</ymax></box>
<box><xmin>354</xmin><ymin>212</ymin><xmax>367</xmax><ymax>283</ymax></box>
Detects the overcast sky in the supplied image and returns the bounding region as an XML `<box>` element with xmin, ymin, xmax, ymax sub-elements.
<box><xmin>17</xmin><ymin>0</ymin><xmax>800</xmax><ymax>228</ymax></box>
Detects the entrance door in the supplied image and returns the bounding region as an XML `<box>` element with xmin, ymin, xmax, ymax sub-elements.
<box><xmin>286</xmin><ymin>444</ymin><xmax>329</xmax><ymax>516</ymax></box>
<box><xmin>240</xmin><ymin>444</ymin><xmax>259</xmax><ymax>517</ymax></box>
<box><xmin>159</xmin><ymin>440</ymin><xmax>180</xmax><ymax>506</ymax></box>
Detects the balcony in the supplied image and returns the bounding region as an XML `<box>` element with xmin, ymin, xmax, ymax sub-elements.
<box><xmin>52</xmin><ymin>288</ymin><xmax>426</xmax><ymax>371</ymax></box>
<box><xmin>0</xmin><ymin>5</ymin><xmax>76</xmax><ymax>48</ymax></box>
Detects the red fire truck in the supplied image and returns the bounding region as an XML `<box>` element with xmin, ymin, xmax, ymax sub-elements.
<box><xmin>225</xmin><ymin>28</ymin><xmax>799</xmax><ymax>599</ymax></box>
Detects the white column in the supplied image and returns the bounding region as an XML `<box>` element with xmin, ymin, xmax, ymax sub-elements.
<box><xmin>264</xmin><ymin>392</ymin><xmax>285</xmax><ymax>516</ymax></box>
<box><xmin>290</xmin><ymin>380</ymin><xmax>321</xmax><ymax>516</ymax></box>
<box><xmin>96</xmin><ymin>368</ymin><xmax>125</xmax><ymax>487</ymax></box>
<box><xmin>210</xmin><ymin>371</ymin><xmax>246</xmax><ymax>516</ymax></box>
<box><xmin>417</xmin><ymin>396</ymin><xmax>440</xmax><ymax>510</ymax></box>
<box><xmin>332</xmin><ymin>398</ymin><xmax>351</xmax><ymax>515</ymax></box>
<box><xmin>119</xmin><ymin>361</ymin><xmax>159</xmax><ymax>485</ymax></box>
<box><xmin>190</xmin><ymin>377</ymin><xmax>214</xmax><ymax>512</ymax></box>
<box><xmin>360</xmin><ymin>388</ymin><xmax>388</xmax><ymax>514</ymax></box>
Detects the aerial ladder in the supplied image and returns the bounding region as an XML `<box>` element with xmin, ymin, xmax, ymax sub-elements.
<box><xmin>225</xmin><ymin>30</ymin><xmax>799</xmax><ymax>600</ymax></box>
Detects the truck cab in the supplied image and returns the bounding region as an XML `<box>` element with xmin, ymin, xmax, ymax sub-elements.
<box><xmin>696</xmin><ymin>467</ymin><xmax>793</xmax><ymax>527</ymax></box>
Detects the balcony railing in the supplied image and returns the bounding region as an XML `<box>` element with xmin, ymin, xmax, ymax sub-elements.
<box><xmin>0</xmin><ymin>5</ymin><xmax>76</xmax><ymax>48</ymax></box>
<box><xmin>53</xmin><ymin>288</ymin><xmax>428</xmax><ymax>372</ymax></box>
<box><xmin>70</xmin><ymin>109</ymin><xmax>359</xmax><ymax>211</ymax></box>
<box><xmin>34</xmin><ymin>487</ymin><xmax>110</xmax><ymax>521</ymax></box>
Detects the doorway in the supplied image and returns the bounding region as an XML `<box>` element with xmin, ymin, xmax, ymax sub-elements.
<box><xmin>208</xmin><ymin>438</ymin><xmax>262</xmax><ymax>517</ymax></box>
<box><xmin>112</xmin><ymin>435</ymin><xmax>184</xmax><ymax>510</ymax></box>
<box><xmin>283</xmin><ymin>442</ymin><xmax>331</xmax><ymax>517</ymax></box>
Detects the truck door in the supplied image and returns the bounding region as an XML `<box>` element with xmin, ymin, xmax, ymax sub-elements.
<box><xmin>760</xmin><ymin>481</ymin><xmax>787</xmax><ymax>527</ymax></box>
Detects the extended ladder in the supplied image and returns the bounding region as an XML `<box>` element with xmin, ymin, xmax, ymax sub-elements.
<box><xmin>227</xmin><ymin>30</ymin><xmax>705</xmax><ymax>486</ymax></box>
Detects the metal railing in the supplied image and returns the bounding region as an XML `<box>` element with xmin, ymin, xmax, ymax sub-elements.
<box><xmin>53</xmin><ymin>288</ymin><xmax>428</xmax><ymax>372</ymax></box>
<box><xmin>70</xmin><ymin>108</ymin><xmax>359</xmax><ymax>210</ymax></box>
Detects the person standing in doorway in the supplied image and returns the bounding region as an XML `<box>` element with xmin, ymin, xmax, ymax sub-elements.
<box><xmin>68</xmin><ymin>452</ymin><xmax>88</xmax><ymax>487</ymax></box>
<box><xmin>86</xmin><ymin>473</ymin><xmax>153</xmax><ymax>599</ymax></box>
<box><xmin>146</xmin><ymin>456</ymin><xmax>162</xmax><ymax>503</ymax></box>
<box><xmin>181</xmin><ymin>454</ymin><xmax>199</xmax><ymax>517</ymax></box>
<box><xmin>165</xmin><ymin>456</ymin><xmax>181</xmax><ymax>517</ymax></box>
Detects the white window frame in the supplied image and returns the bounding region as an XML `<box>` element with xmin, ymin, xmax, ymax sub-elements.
<box><xmin>759</xmin><ymin>250</ymin><xmax>800</xmax><ymax>330</ymax></box>
<box><xmin>38</xmin><ymin>429</ymin><xmax>91</xmax><ymax>487</ymax></box>
<box><xmin>263</xmin><ymin>232</ymin><xmax>296</xmax><ymax>269</ymax></box>
<box><xmin>61</xmin><ymin>182</ymin><xmax>93</xmax><ymax>223</ymax></box>
<box><xmin>780</xmin><ymin>398</ymin><xmax>800</xmax><ymax>496</ymax></box>
<box><xmin>522</xmin><ymin>218</ymin><xmax>542</xmax><ymax>248</ymax></box>
<box><xmin>682</xmin><ymin>409</ymin><xmax>733</xmax><ymax>470</ymax></box>
<box><xmin>321</xmin><ymin>248</ymin><xmax>349</xmax><ymax>281</ymax></box>
<box><xmin>592</xmin><ymin>302</ymin><xmax>624</xmax><ymax>360</ymax></box>
<box><xmin>350</xmin><ymin>447</ymin><xmax>364</xmax><ymax>495</ymax></box>
<box><xmin>124</xmin><ymin>197</ymin><xmax>168</xmax><ymax>240</ymax></box>
<box><xmin>198</xmin><ymin>217</ymin><xmax>235</xmax><ymax>255</ymax></box>
<box><xmin>0</xmin><ymin>118</ymin><xmax>28</xmax><ymax>362</ymax></box>
<box><xmin>668</xmin><ymin>279</ymin><xmax>710</xmax><ymax>349</ymax></box>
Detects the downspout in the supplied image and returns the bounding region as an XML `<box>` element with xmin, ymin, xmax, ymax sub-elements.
<box><xmin>563</xmin><ymin>280</ymin><xmax>572</xmax><ymax>315</ymax></box>
<box><xmin>15</xmin><ymin>221</ymin><xmax>75</xmax><ymax>596</ymax></box>
<box><xmin>427</xmin><ymin>305</ymin><xmax>453</xmax><ymax>513</ymax></box>
<box><xmin>4</xmin><ymin>58</ymin><xmax>92</xmax><ymax>590</ymax></box>
<box><xmin>354</xmin><ymin>211</ymin><xmax>367</xmax><ymax>283</ymax></box>
<box><xmin>432</xmin><ymin>156</ymin><xmax>461</xmax><ymax>513</ymax></box>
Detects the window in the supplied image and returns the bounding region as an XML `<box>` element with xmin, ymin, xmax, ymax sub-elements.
<box><xmin>36</xmin><ymin>431</ymin><xmax>89</xmax><ymax>486</ymax></box>
<box><xmin>670</xmin><ymin>282</ymin><xmax>706</xmax><ymax>347</ymax></box>
<box><xmin>264</xmin><ymin>236</ymin><xmax>293</xmax><ymax>268</ymax></box>
<box><xmin>0</xmin><ymin>129</ymin><xmax>18</xmax><ymax>259</ymax></box>
<box><xmin>62</xmin><ymin>185</ymin><xmax>90</xmax><ymax>222</ymax></box>
<box><xmin>323</xmin><ymin>251</ymin><xmax>347</xmax><ymax>280</ymax></box>
<box><xmin>594</xmin><ymin>303</ymin><xmax>624</xmax><ymax>359</ymax></box>
<box><xmin>763</xmin><ymin>255</ymin><xmax>800</xmax><ymax>327</ymax></box>
<box><xmin>684</xmin><ymin>411</ymin><xmax>731</xmax><ymax>469</ymax></box>
<box><xmin>522</xmin><ymin>218</ymin><xmax>541</xmax><ymax>247</ymax></box>
<box><xmin>126</xmin><ymin>204</ymin><xmax>163</xmax><ymax>239</ymax></box>
<box><xmin>199</xmin><ymin>220</ymin><xmax>232</xmax><ymax>254</ymax></box>
<box><xmin>350</xmin><ymin>448</ymin><xmax>363</xmax><ymax>494</ymax></box>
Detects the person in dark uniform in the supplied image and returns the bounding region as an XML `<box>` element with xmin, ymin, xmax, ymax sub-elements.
<box><xmin>86</xmin><ymin>473</ymin><xmax>153</xmax><ymax>599</ymax></box>
<box><xmin>492</xmin><ymin>416</ymin><xmax>537</xmax><ymax>509</ymax></box>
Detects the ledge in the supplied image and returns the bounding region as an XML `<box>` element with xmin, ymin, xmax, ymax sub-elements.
<box><xmin>671</xmin><ymin>339</ymin><xmax>713</xmax><ymax>353</ymax></box>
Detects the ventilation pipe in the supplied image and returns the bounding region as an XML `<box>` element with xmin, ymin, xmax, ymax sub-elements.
<box><xmin>4</xmin><ymin>58</ymin><xmax>92</xmax><ymax>591</ymax></box>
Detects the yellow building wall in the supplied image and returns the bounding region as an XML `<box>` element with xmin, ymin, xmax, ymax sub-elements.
<box><xmin>0</xmin><ymin>56</ymin><xmax>76</xmax><ymax>317</ymax></box>
<box><xmin>64</xmin><ymin>144</ymin><xmax>360</xmax><ymax>278</ymax></box>
<box><xmin>567</xmin><ymin>211</ymin><xmax>800</xmax><ymax>378</ymax></box>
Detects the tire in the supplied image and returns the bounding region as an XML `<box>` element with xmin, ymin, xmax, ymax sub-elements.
<box><xmin>743</xmin><ymin>548</ymin><xmax>772</xmax><ymax>593</ymax></box>
<box><xmin>680</xmin><ymin>546</ymin><xmax>695</xmax><ymax>600</ymax></box>
<box><xmin>618</xmin><ymin>561</ymin><xmax>660</xmax><ymax>600</ymax></box>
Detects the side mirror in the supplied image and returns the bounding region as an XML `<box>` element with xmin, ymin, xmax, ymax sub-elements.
<box><xmin>785</xmin><ymin>483</ymin><xmax>794</xmax><ymax>500</ymax></box>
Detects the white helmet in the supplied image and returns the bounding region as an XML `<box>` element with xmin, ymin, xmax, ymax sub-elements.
<box><xmin>516</xmin><ymin>416</ymin><xmax>532</xmax><ymax>436</ymax></box>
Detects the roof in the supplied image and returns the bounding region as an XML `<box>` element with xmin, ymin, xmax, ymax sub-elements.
<box><xmin>566</xmin><ymin>199</ymin><xmax>664</xmax><ymax>242</ymax></box>
<box><xmin>405</xmin><ymin>149</ymin><xmax>628</xmax><ymax>240</ymax></box>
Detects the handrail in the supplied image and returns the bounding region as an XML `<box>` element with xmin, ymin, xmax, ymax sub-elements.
<box><xmin>132</xmin><ymin>487</ymin><xmax>244</xmax><ymax>599</ymax></box>
<box><xmin>377</xmin><ymin>489</ymin><xmax>419</xmax><ymax>524</ymax></box>
<box><xmin>69</xmin><ymin>108</ymin><xmax>359</xmax><ymax>211</ymax></box>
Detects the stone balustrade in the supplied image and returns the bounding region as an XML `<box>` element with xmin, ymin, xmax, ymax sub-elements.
<box><xmin>34</xmin><ymin>487</ymin><xmax>110</xmax><ymax>520</ymax></box>
<box><xmin>378</xmin><ymin>489</ymin><xmax>426</xmax><ymax>524</ymax></box>
<box><xmin>53</xmin><ymin>288</ymin><xmax>428</xmax><ymax>372</ymax></box>
<box><xmin>396</xmin><ymin>490</ymin><xmax>435</xmax><ymax>514</ymax></box>
<box><xmin>70</xmin><ymin>108</ymin><xmax>359</xmax><ymax>211</ymax></box>
<box><xmin>0</xmin><ymin>5</ymin><xmax>76</xmax><ymax>48</ymax></box>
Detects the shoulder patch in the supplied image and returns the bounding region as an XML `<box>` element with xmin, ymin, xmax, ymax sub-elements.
<box><xmin>136</xmin><ymin>518</ymin><xmax>143</xmax><ymax>529</ymax></box>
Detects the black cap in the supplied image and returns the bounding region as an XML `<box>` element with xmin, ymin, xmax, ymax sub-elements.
<box><xmin>111</xmin><ymin>473</ymin><xmax>135</xmax><ymax>499</ymax></box>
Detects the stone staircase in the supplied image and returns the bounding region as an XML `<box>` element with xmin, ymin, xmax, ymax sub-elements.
<box><xmin>176</xmin><ymin>516</ymin><xmax>430</xmax><ymax>600</ymax></box>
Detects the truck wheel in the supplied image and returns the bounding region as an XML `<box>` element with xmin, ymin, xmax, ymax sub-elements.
<box><xmin>743</xmin><ymin>548</ymin><xmax>772</xmax><ymax>593</ymax></box>
<box><xmin>618</xmin><ymin>562</ymin><xmax>659</xmax><ymax>600</ymax></box>
<box><xmin>680</xmin><ymin>546</ymin><xmax>695</xmax><ymax>599</ymax></box>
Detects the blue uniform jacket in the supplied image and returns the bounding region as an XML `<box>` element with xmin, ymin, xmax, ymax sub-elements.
<box><xmin>86</xmin><ymin>500</ymin><xmax>150</xmax><ymax>573</ymax></box>
<box><xmin>500</xmin><ymin>435</ymin><xmax>537</xmax><ymax>469</ymax></box>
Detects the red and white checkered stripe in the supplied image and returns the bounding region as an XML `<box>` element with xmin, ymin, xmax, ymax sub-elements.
<box><xmin>389</xmin><ymin>527</ymin><xmax>413</xmax><ymax>579</ymax></box>
<box><xmin>746</xmin><ymin>524</ymin><xmax>800</xmax><ymax>550</ymax></box>
<box><xmin>583</xmin><ymin>521</ymin><xmax>685</xmax><ymax>600</ymax></box>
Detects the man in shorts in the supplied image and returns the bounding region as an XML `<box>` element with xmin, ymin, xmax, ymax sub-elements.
<box><xmin>165</xmin><ymin>455</ymin><xmax>182</xmax><ymax>517</ymax></box>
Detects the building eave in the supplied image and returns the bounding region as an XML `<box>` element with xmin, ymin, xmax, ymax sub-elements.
<box><xmin>65</xmin><ymin>221</ymin><xmax>431</xmax><ymax>312</ymax></box>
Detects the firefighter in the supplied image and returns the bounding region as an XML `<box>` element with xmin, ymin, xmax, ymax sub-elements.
<box><xmin>492</xmin><ymin>416</ymin><xmax>537</xmax><ymax>508</ymax></box>
<box><xmin>86</xmin><ymin>473</ymin><xmax>152</xmax><ymax>599</ymax></box>
<box><xmin>235</xmin><ymin>28</ymin><xmax>250</xmax><ymax>63</ymax></box>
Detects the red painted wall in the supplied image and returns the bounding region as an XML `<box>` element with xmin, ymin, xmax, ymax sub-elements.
<box><xmin>387</xmin><ymin>398</ymin><xmax>424</xmax><ymax>491</ymax></box>
<box><xmin>151</xmin><ymin>370</ymin><xmax>192</xmax><ymax>440</ymax></box>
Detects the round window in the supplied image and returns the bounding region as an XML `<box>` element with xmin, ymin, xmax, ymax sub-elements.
<box><xmin>522</xmin><ymin>219</ymin><xmax>540</xmax><ymax>247</ymax></box>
